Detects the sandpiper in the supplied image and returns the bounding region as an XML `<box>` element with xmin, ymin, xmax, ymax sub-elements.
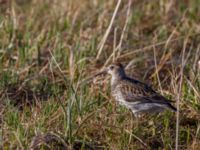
<box><xmin>95</xmin><ymin>63</ymin><xmax>176</xmax><ymax>117</ymax></box>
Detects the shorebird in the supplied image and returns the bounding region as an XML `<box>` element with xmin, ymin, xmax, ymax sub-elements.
<box><xmin>95</xmin><ymin>63</ymin><xmax>176</xmax><ymax>117</ymax></box>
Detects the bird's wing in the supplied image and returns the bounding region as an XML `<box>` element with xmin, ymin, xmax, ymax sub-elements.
<box><xmin>117</xmin><ymin>80</ymin><xmax>173</xmax><ymax>105</ymax></box>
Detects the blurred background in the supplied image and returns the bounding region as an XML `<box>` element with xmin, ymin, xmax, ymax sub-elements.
<box><xmin>0</xmin><ymin>0</ymin><xmax>200</xmax><ymax>149</ymax></box>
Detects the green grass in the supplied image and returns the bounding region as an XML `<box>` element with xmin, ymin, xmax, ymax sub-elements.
<box><xmin>1</xmin><ymin>0</ymin><xmax>200</xmax><ymax>149</ymax></box>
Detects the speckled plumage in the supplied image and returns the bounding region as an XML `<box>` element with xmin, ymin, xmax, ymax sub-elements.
<box><xmin>105</xmin><ymin>63</ymin><xmax>176</xmax><ymax>117</ymax></box>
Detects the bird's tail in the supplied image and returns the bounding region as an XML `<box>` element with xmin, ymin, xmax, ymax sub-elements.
<box><xmin>167</xmin><ymin>103</ymin><xmax>177</xmax><ymax>112</ymax></box>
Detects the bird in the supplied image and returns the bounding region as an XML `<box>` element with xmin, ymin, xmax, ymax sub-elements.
<box><xmin>95</xmin><ymin>63</ymin><xmax>177</xmax><ymax>118</ymax></box>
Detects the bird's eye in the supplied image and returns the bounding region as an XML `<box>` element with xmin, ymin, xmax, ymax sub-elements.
<box><xmin>110</xmin><ymin>66</ymin><xmax>114</xmax><ymax>70</ymax></box>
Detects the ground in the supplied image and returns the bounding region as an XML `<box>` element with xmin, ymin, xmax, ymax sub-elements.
<box><xmin>0</xmin><ymin>0</ymin><xmax>200</xmax><ymax>149</ymax></box>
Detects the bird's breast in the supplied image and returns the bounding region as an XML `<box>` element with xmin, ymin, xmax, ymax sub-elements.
<box><xmin>111</xmin><ymin>88</ymin><xmax>125</xmax><ymax>103</ymax></box>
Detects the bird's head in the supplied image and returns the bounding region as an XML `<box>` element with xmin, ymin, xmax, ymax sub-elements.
<box><xmin>107</xmin><ymin>63</ymin><xmax>125</xmax><ymax>77</ymax></box>
<box><xmin>95</xmin><ymin>63</ymin><xmax>126</xmax><ymax>79</ymax></box>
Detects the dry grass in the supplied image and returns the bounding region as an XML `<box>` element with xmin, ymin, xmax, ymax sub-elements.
<box><xmin>1</xmin><ymin>0</ymin><xmax>200</xmax><ymax>149</ymax></box>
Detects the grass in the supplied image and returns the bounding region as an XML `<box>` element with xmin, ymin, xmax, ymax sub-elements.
<box><xmin>1</xmin><ymin>0</ymin><xmax>200</xmax><ymax>149</ymax></box>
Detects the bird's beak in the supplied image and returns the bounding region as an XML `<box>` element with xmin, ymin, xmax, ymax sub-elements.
<box><xmin>79</xmin><ymin>68</ymin><xmax>108</xmax><ymax>85</ymax></box>
<box><xmin>94</xmin><ymin>68</ymin><xmax>108</xmax><ymax>77</ymax></box>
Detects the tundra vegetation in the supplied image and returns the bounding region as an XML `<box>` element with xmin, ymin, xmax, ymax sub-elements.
<box><xmin>0</xmin><ymin>0</ymin><xmax>200</xmax><ymax>149</ymax></box>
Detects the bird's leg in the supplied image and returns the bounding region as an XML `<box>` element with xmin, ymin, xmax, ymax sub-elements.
<box><xmin>133</xmin><ymin>112</ymin><xmax>141</xmax><ymax>127</ymax></box>
<box><xmin>134</xmin><ymin>112</ymin><xmax>141</xmax><ymax>118</ymax></box>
